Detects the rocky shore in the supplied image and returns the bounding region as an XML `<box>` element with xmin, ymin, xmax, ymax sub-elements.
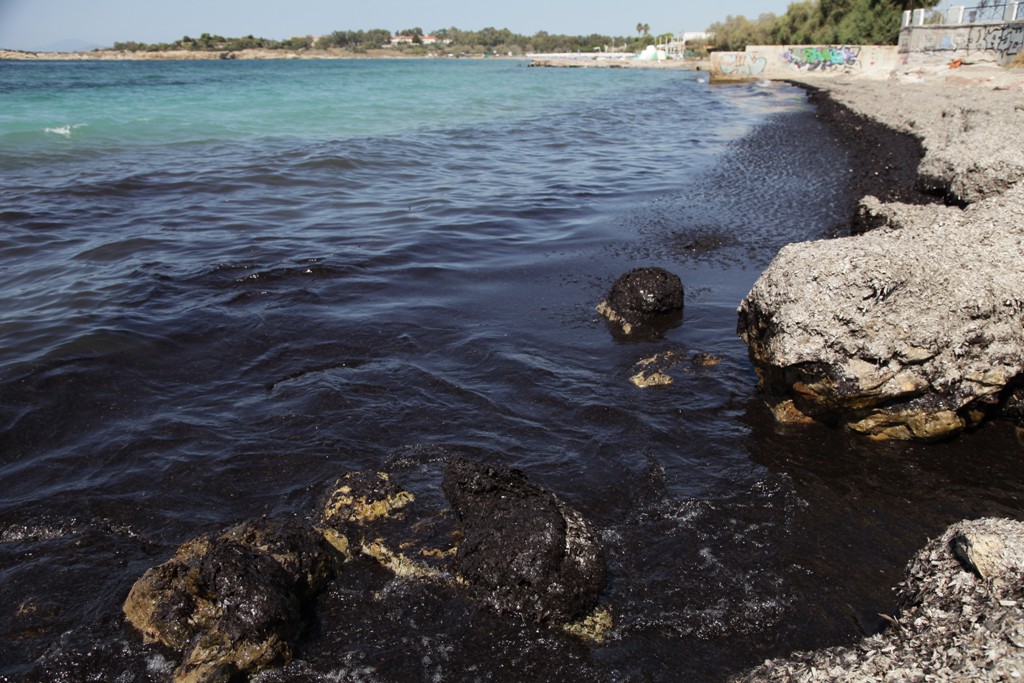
<box><xmin>732</xmin><ymin>64</ymin><xmax>1024</xmax><ymax>680</ymax></box>
<box><xmin>736</xmin><ymin>517</ymin><xmax>1024</xmax><ymax>681</ymax></box>
<box><xmin>738</xmin><ymin>64</ymin><xmax>1024</xmax><ymax>441</ymax></box>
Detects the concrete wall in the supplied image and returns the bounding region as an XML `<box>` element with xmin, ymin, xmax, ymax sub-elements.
<box><xmin>708</xmin><ymin>19</ymin><xmax>1023</xmax><ymax>82</ymax></box>
<box><xmin>898</xmin><ymin>21</ymin><xmax>1024</xmax><ymax>66</ymax></box>
<box><xmin>709</xmin><ymin>44</ymin><xmax>899</xmax><ymax>81</ymax></box>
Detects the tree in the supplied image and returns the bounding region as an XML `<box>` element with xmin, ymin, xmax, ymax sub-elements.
<box><xmin>364</xmin><ymin>29</ymin><xmax>392</xmax><ymax>47</ymax></box>
<box><xmin>708</xmin><ymin>0</ymin><xmax>940</xmax><ymax>48</ymax></box>
<box><xmin>707</xmin><ymin>14</ymin><xmax>776</xmax><ymax>50</ymax></box>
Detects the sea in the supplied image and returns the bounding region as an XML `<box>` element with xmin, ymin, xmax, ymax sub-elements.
<box><xmin>1</xmin><ymin>58</ymin><xmax>1022</xmax><ymax>682</ymax></box>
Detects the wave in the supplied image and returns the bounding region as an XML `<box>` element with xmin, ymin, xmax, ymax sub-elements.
<box><xmin>42</xmin><ymin>123</ymin><xmax>87</xmax><ymax>138</ymax></box>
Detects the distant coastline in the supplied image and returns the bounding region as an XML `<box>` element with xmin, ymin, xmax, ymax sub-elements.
<box><xmin>1</xmin><ymin>47</ymin><xmax>713</xmax><ymax>71</ymax></box>
<box><xmin>0</xmin><ymin>47</ymin><xmax>716</xmax><ymax>68</ymax></box>
<box><xmin>0</xmin><ymin>47</ymin><xmax>481</xmax><ymax>61</ymax></box>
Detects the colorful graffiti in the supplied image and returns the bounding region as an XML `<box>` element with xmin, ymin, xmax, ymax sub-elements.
<box><xmin>782</xmin><ymin>46</ymin><xmax>861</xmax><ymax>70</ymax></box>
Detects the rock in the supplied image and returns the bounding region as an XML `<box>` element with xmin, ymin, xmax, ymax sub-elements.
<box><xmin>691</xmin><ymin>352</ymin><xmax>721</xmax><ymax>367</ymax></box>
<box><xmin>319</xmin><ymin>470</ymin><xmax>415</xmax><ymax>527</ymax></box>
<box><xmin>125</xmin><ymin>462</ymin><xmax>609</xmax><ymax>679</ymax></box>
<box><xmin>627</xmin><ymin>350</ymin><xmax>719</xmax><ymax>387</ymax></box>
<box><xmin>123</xmin><ymin>517</ymin><xmax>338</xmax><ymax>683</ymax></box>
<box><xmin>733</xmin><ymin>518</ymin><xmax>1024</xmax><ymax>682</ymax></box>
<box><xmin>737</xmin><ymin>79</ymin><xmax>1024</xmax><ymax>441</ymax></box>
<box><xmin>737</xmin><ymin>185</ymin><xmax>1024</xmax><ymax>441</ymax></box>
<box><xmin>442</xmin><ymin>458</ymin><xmax>605</xmax><ymax>623</ymax></box>
<box><xmin>319</xmin><ymin>463</ymin><xmax>608</xmax><ymax>628</ymax></box>
<box><xmin>597</xmin><ymin>267</ymin><xmax>683</xmax><ymax>338</ymax></box>
<box><xmin>630</xmin><ymin>351</ymin><xmax>683</xmax><ymax>388</ymax></box>
<box><xmin>317</xmin><ymin>469</ymin><xmax>459</xmax><ymax>581</ymax></box>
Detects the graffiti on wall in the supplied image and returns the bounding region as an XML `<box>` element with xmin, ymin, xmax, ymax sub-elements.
<box><xmin>716</xmin><ymin>52</ymin><xmax>768</xmax><ymax>76</ymax></box>
<box><xmin>782</xmin><ymin>46</ymin><xmax>861</xmax><ymax>70</ymax></box>
<box><xmin>967</xmin><ymin>23</ymin><xmax>1024</xmax><ymax>60</ymax></box>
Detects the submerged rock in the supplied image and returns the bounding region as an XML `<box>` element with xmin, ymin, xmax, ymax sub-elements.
<box><xmin>319</xmin><ymin>462</ymin><xmax>608</xmax><ymax>629</ymax></box>
<box><xmin>125</xmin><ymin>461</ymin><xmax>609</xmax><ymax>679</ymax></box>
<box><xmin>317</xmin><ymin>469</ymin><xmax>459</xmax><ymax>582</ymax></box>
<box><xmin>123</xmin><ymin>517</ymin><xmax>338</xmax><ymax>683</ymax></box>
<box><xmin>319</xmin><ymin>470</ymin><xmax>415</xmax><ymax>527</ymax></box>
<box><xmin>734</xmin><ymin>517</ymin><xmax>1024</xmax><ymax>681</ymax></box>
<box><xmin>442</xmin><ymin>458</ymin><xmax>606</xmax><ymax>623</ymax></box>
<box><xmin>598</xmin><ymin>266</ymin><xmax>683</xmax><ymax>338</ymax></box>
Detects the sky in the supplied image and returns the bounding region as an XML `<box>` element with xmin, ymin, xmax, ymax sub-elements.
<box><xmin>0</xmin><ymin>0</ymin><xmax>797</xmax><ymax>51</ymax></box>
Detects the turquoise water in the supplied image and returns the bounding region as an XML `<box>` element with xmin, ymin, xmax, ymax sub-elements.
<box><xmin>2</xmin><ymin>59</ymin><xmax>728</xmax><ymax>149</ymax></box>
<box><xmin>3</xmin><ymin>58</ymin><xmax>1021</xmax><ymax>682</ymax></box>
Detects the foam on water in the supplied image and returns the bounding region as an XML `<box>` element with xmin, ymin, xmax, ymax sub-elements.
<box><xmin>42</xmin><ymin>123</ymin><xmax>86</xmax><ymax>138</ymax></box>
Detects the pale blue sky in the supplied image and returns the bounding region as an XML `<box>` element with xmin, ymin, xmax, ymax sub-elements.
<box><xmin>0</xmin><ymin>0</ymin><xmax>795</xmax><ymax>51</ymax></box>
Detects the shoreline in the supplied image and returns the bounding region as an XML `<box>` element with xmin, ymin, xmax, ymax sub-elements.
<box><xmin>528</xmin><ymin>56</ymin><xmax>707</xmax><ymax>70</ymax></box>
<box><xmin>733</xmin><ymin>64</ymin><xmax>1024</xmax><ymax>678</ymax></box>
<box><xmin>0</xmin><ymin>46</ymin><xmax>711</xmax><ymax>68</ymax></box>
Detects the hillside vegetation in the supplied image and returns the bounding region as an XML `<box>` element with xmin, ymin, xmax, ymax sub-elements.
<box><xmin>112</xmin><ymin>27</ymin><xmax>659</xmax><ymax>56</ymax></box>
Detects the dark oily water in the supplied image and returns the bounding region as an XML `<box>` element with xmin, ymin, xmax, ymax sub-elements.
<box><xmin>1</xmin><ymin>61</ymin><xmax>1022</xmax><ymax>682</ymax></box>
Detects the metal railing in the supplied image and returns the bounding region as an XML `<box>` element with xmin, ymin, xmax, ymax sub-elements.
<box><xmin>904</xmin><ymin>2</ymin><xmax>1023</xmax><ymax>26</ymax></box>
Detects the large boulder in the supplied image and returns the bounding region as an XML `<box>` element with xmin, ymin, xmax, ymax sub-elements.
<box><xmin>741</xmin><ymin>184</ymin><xmax>1024</xmax><ymax>438</ymax></box>
<box><xmin>734</xmin><ymin>517</ymin><xmax>1024</xmax><ymax>681</ymax></box>
<box><xmin>737</xmin><ymin>186</ymin><xmax>1024</xmax><ymax>440</ymax></box>
<box><xmin>442</xmin><ymin>458</ymin><xmax>606</xmax><ymax>623</ymax></box>
<box><xmin>737</xmin><ymin>77</ymin><xmax>1024</xmax><ymax>441</ymax></box>
<box><xmin>123</xmin><ymin>517</ymin><xmax>338</xmax><ymax>683</ymax></box>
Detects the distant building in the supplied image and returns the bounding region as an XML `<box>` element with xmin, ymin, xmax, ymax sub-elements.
<box><xmin>387</xmin><ymin>34</ymin><xmax>449</xmax><ymax>47</ymax></box>
<box><xmin>662</xmin><ymin>31</ymin><xmax>714</xmax><ymax>57</ymax></box>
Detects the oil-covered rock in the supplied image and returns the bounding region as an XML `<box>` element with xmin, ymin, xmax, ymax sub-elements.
<box><xmin>597</xmin><ymin>266</ymin><xmax>684</xmax><ymax>338</ymax></box>
<box><xmin>123</xmin><ymin>517</ymin><xmax>338</xmax><ymax>683</ymax></box>
<box><xmin>442</xmin><ymin>458</ymin><xmax>606</xmax><ymax>623</ymax></box>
